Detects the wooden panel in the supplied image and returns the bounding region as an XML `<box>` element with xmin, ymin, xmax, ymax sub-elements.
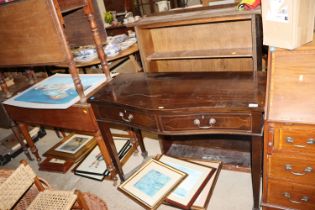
<box><xmin>4</xmin><ymin>104</ymin><xmax>98</xmax><ymax>133</ymax></box>
<box><xmin>57</xmin><ymin>0</ymin><xmax>85</xmax><ymax>12</ymax></box>
<box><xmin>147</xmin><ymin>48</ymin><xmax>253</xmax><ymax>60</ymax></box>
<box><xmin>0</xmin><ymin>0</ymin><xmax>68</xmax><ymax>67</ymax></box>
<box><xmin>135</xmin><ymin>10</ymin><xmax>261</xmax><ymax>72</ymax></box>
<box><xmin>160</xmin><ymin>113</ymin><xmax>251</xmax><ymax>132</ymax></box>
<box><xmin>63</xmin><ymin>0</ymin><xmax>107</xmax><ymax>47</ymax></box>
<box><xmin>92</xmin><ymin>104</ymin><xmax>158</xmax><ymax>131</ymax></box>
<box><xmin>266</xmin><ymin>36</ymin><xmax>315</xmax><ymax>123</ymax></box>
<box><xmin>275</xmin><ymin>126</ymin><xmax>315</xmax><ymax>156</ymax></box>
<box><xmin>152</xmin><ymin>58</ymin><xmax>253</xmax><ymax>72</ymax></box>
<box><xmin>150</xmin><ymin>20</ymin><xmax>252</xmax><ymax>52</ymax></box>
<box><xmin>267</xmin><ymin>154</ymin><xmax>315</xmax><ymax>185</ymax></box>
<box><xmin>265</xmin><ymin>178</ymin><xmax>315</xmax><ymax>210</ymax></box>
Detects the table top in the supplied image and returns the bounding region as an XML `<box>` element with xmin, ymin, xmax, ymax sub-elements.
<box><xmin>89</xmin><ymin>71</ymin><xmax>266</xmax><ymax>113</ymax></box>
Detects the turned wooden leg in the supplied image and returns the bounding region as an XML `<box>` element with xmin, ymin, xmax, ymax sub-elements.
<box><xmin>251</xmin><ymin>135</ymin><xmax>263</xmax><ymax>210</ymax></box>
<box><xmin>11</xmin><ymin>125</ymin><xmax>33</xmax><ymax>161</ymax></box>
<box><xmin>75</xmin><ymin>190</ymin><xmax>89</xmax><ymax>210</ymax></box>
<box><xmin>94</xmin><ymin>129</ymin><xmax>117</xmax><ymax>182</ymax></box>
<box><xmin>0</xmin><ymin>72</ymin><xmax>12</xmax><ymax>98</ymax></box>
<box><xmin>83</xmin><ymin>2</ymin><xmax>111</xmax><ymax>79</ymax></box>
<box><xmin>98</xmin><ymin>122</ymin><xmax>125</xmax><ymax>181</ymax></box>
<box><xmin>130</xmin><ymin>128</ymin><xmax>148</xmax><ymax>158</ymax></box>
<box><xmin>18</xmin><ymin>123</ymin><xmax>41</xmax><ymax>161</ymax></box>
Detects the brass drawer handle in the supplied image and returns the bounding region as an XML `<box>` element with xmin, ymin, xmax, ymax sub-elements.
<box><xmin>119</xmin><ymin>111</ymin><xmax>133</xmax><ymax>122</ymax></box>
<box><xmin>285</xmin><ymin>136</ymin><xmax>314</xmax><ymax>148</ymax></box>
<box><xmin>282</xmin><ymin>192</ymin><xmax>309</xmax><ymax>204</ymax></box>
<box><xmin>307</xmin><ymin>138</ymin><xmax>315</xmax><ymax>145</ymax></box>
<box><xmin>193</xmin><ymin>117</ymin><xmax>216</xmax><ymax>129</ymax></box>
<box><xmin>284</xmin><ymin>164</ymin><xmax>313</xmax><ymax>176</ymax></box>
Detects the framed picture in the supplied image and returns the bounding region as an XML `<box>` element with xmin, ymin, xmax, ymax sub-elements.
<box><xmin>55</xmin><ymin>134</ymin><xmax>92</xmax><ymax>154</ymax></box>
<box><xmin>190</xmin><ymin>160</ymin><xmax>222</xmax><ymax>210</ymax></box>
<box><xmin>43</xmin><ymin>133</ymin><xmax>96</xmax><ymax>162</ymax></box>
<box><xmin>73</xmin><ymin>138</ymin><xmax>132</xmax><ymax>181</ymax></box>
<box><xmin>39</xmin><ymin>157</ymin><xmax>74</xmax><ymax>173</ymax></box>
<box><xmin>158</xmin><ymin>155</ymin><xmax>216</xmax><ymax>210</ymax></box>
<box><xmin>118</xmin><ymin>159</ymin><xmax>186</xmax><ymax>210</ymax></box>
<box><xmin>3</xmin><ymin>74</ymin><xmax>106</xmax><ymax>109</ymax></box>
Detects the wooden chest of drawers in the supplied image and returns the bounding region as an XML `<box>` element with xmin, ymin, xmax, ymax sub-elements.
<box><xmin>263</xmin><ymin>35</ymin><xmax>315</xmax><ymax>210</ymax></box>
<box><xmin>263</xmin><ymin>123</ymin><xmax>315</xmax><ymax>210</ymax></box>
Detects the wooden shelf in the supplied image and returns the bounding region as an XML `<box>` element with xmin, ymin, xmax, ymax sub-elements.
<box><xmin>57</xmin><ymin>0</ymin><xmax>86</xmax><ymax>13</ymax></box>
<box><xmin>134</xmin><ymin>8</ymin><xmax>262</xmax><ymax>72</ymax></box>
<box><xmin>146</xmin><ymin>48</ymin><xmax>253</xmax><ymax>60</ymax></box>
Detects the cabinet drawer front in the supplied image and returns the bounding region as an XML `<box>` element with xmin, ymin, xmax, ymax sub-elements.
<box><xmin>277</xmin><ymin>128</ymin><xmax>315</xmax><ymax>154</ymax></box>
<box><xmin>267</xmin><ymin>154</ymin><xmax>315</xmax><ymax>185</ymax></box>
<box><xmin>266</xmin><ymin>178</ymin><xmax>315</xmax><ymax>210</ymax></box>
<box><xmin>93</xmin><ymin>104</ymin><xmax>157</xmax><ymax>130</ymax></box>
<box><xmin>160</xmin><ymin>113</ymin><xmax>251</xmax><ymax>132</ymax></box>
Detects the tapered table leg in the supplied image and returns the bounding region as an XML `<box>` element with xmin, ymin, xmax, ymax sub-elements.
<box><xmin>18</xmin><ymin>122</ymin><xmax>41</xmax><ymax>161</ymax></box>
<box><xmin>131</xmin><ymin>128</ymin><xmax>148</xmax><ymax>158</ymax></box>
<box><xmin>98</xmin><ymin>122</ymin><xmax>125</xmax><ymax>181</ymax></box>
<box><xmin>251</xmin><ymin>135</ymin><xmax>262</xmax><ymax>210</ymax></box>
<box><xmin>94</xmin><ymin>130</ymin><xmax>117</xmax><ymax>181</ymax></box>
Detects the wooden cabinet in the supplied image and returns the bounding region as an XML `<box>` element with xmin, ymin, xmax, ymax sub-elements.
<box><xmin>263</xmin><ymin>34</ymin><xmax>315</xmax><ymax>210</ymax></box>
<box><xmin>134</xmin><ymin>8</ymin><xmax>262</xmax><ymax>72</ymax></box>
<box><xmin>263</xmin><ymin>123</ymin><xmax>315</xmax><ymax>210</ymax></box>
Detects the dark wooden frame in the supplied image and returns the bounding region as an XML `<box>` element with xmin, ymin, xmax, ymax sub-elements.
<box><xmin>157</xmin><ymin>155</ymin><xmax>216</xmax><ymax>210</ymax></box>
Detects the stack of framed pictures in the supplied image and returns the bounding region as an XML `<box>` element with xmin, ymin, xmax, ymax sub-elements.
<box><xmin>118</xmin><ymin>155</ymin><xmax>222</xmax><ymax>210</ymax></box>
<box><xmin>73</xmin><ymin>137</ymin><xmax>132</xmax><ymax>181</ymax></box>
<box><xmin>39</xmin><ymin>133</ymin><xmax>96</xmax><ymax>173</ymax></box>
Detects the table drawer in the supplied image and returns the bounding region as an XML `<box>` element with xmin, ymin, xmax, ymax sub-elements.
<box><xmin>93</xmin><ymin>104</ymin><xmax>157</xmax><ymax>130</ymax></box>
<box><xmin>266</xmin><ymin>178</ymin><xmax>315</xmax><ymax>210</ymax></box>
<box><xmin>267</xmin><ymin>154</ymin><xmax>315</xmax><ymax>185</ymax></box>
<box><xmin>160</xmin><ymin>113</ymin><xmax>251</xmax><ymax>132</ymax></box>
<box><xmin>276</xmin><ymin>128</ymin><xmax>315</xmax><ymax>154</ymax></box>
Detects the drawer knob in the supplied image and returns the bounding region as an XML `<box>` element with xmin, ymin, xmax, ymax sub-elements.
<box><xmin>284</xmin><ymin>164</ymin><xmax>313</xmax><ymax>176</ymax></box>
<box><xmin>282</xmin><ymin>192</ymin><xmax>309</xmax><ymax>204</ymax></box>
<box><xmin>209</xmin><ymin>117</ymin><xmax>216</xmax><ymax>126</ymax></box>
<box><xmin>119</xmin><ymin>111</ymin><xmax>133</xmax><ymax>123</ymax></box>
<box><xmin>193</xmin><ymin>117</ymin><xmax>216</xmax><ymax>129</ymax></box>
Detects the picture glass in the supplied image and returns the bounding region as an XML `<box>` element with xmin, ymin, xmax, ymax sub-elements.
<box><xmin>55</xmin><ymin>134</ymin><xmax>93</xmax><ymax>154</ymax></box>
<box><xmin>159</xmin><ymin>155</ymin><xmax>214</xmax><ymax>207</ymax></box>
<box><xmin>119</xmin><ymin>159</ymin><xmax>186</xmax><ymax>208</ymax></box>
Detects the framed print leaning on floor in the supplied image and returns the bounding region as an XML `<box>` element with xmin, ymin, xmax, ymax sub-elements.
<box><xmin>118</xmin><ymin>159</ymin><xmax>186</xmax><ymax>210</ymax></box>
<box><xmin>158</xmin><ymin>155</ymin><xmax>216</xmax><ymax>210</ymax></box>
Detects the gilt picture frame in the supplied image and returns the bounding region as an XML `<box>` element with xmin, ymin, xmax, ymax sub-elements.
<box><xmin>55</xmin><ymin>134</ymin><xmax>92</xmax><ymax>154</ymax></box>
<box><xmin>158</xmin><ymin>155</ymin><xmax>216</xmax><ymax>210</ymax></box>
<box><xmin>43</xmin><ymin>133</ymin><xmax>96</xmax><ymax>162</ymax></box>
<box><xmin>118</xmin><ymin>159</ymin><xmax>186</xmax><ymax>210</ymax></box>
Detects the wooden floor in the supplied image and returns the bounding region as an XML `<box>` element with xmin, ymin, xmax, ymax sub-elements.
<box><xmin>2</xmin><ymin>129</ymin><xmax>259</xmax><ymax>210</ymax></box>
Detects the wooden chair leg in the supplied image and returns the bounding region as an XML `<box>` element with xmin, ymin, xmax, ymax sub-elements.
<box><xmin>75</xmin><ymin>190</ymin><xmax>89</xmax><ymax>210</ymax></box>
